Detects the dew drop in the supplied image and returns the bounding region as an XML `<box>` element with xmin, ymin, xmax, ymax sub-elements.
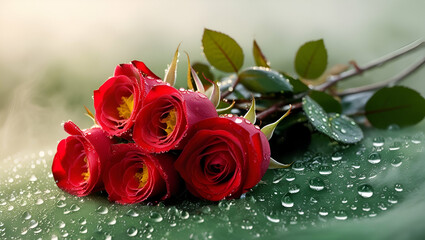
<box><xmin>394</xmin><ymin>183</ymin><xmax>403</xmax><ymax>192</ymax></box>
<box><xmin>29</xmin><ymin>219</ymin><xmax>38</xmax><ymax>229</ymax></box>
<box><xmin>22</xmin><ymin>211</ymin><xmax>31</xmax><ymax>220</ymax></box>
<box><xmin>281</xmin><ymin>195</ymin><xmax>294</xmax><ymax>208</ymax></box>
<box><xmin>69</xmin><ymin>204</ymin><xmax>80</xmax><ymax>212</ymax></box>
<box><xmin>56</xmin><ymin>200</ymin><xmax>66</xmax><ymax>208</ymax></box>
<box><xmin>372</xmin><ymin>137</ymin><xmax>385</xmax><ymax>147</ymax></box>
<box><xmin>318</xmin><ymin>207</ymin><xmax>328</xmax><ymax>216</ymax></box>
<box><xmin>79</xmin><ymin>226</ymin><xmax>87</xmax><ymax>234</ymax></box>
<box><xmin>391</xmin><ymin>155</ymin><xmax>403</xmax><ymax>167</ymax></box>
<box><xmin>368</xmin><ymin>152</ymin><xmax>381</xmax><ymax>164</ymax></box>
<box><xmin>292</xmin><ymin>162</ymin><xmax>305</xmax><ymax>171</ymax></box>
<box><xmin>266</xmin><ymin>215</ymin><xmax>280</xmax><ymax>223</ymax></box>
<box><xmin>331</xmin><ymin>151</ymin><xmax>343</xmax><ymax>161</ymax></box>
<box><xmin>288</xmin><ymin>183</ymin><xmax>300</xmax><ymax>194</ymax></box>
<box><xmin>96</xmin><ymin>206</ymin><xmax>108</xmax><ymax>214</ymax></box>
<box><xmin>285</xmin><ymin>172</ymin><xmax>296</xmax><ymax>182</ymax></box>
<box><xmin>127</xmin><ymin>227</ymin><xmax>138</xmax><ymax>237</ymax></box>
<box><xmin>235</xmin><ymin>118</ymin><xmax>243</xmax><ymax>124</ymax></box>
<box><xmin>358</xmin><ymin>184</ymin><xmax>374</xmax><ymax>198</ymax></box>
<box><xmin>107</xmin><ymin>217</ymin><xmax>116</xmax><ymax>225</ymax></box>
<box><xmin>389</xmin><ymin>142</ymin><xmax>402</xmax><ymax>151</ymax></box>
<box><xmin>126</xmin><ymin>209</ymin><xmax>139</xmax><ymax>217</ymax></box>
<box><xmin>388</xmin><ymin>195</ymin><xmax>398</xmax><ymax>204</ymax></box>
<box><xmin>334</xmin><ymin>210</ymin><xmax>348</xmax><ymax>220</ymax></box>
<box><xmin>149</xmin><ymin>212</ymin><xmax>163</xmax><ymax>222</ymax></box>
<box><xmin>319</xmin><ymin>165</ymin><xmax>332</xmax><ymax>175</ymax></box>
<box><xmin>309</xmin><ymin>177</ymin><xmax>325</xmax><ymax>191</ymax></box>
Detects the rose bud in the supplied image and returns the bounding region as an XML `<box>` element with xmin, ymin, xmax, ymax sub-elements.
<box><xmin>52</xmin><ymin>121</ymin><xmax>113</xmax><ymax>197</ymax></box>
<box><xmin>93</xmin><ymin>63</ymin><xmax>144</xmax><ymax>136</ymax></box>
<box><xmin>174</xmin><ymin>115</ymin><xmax>271</xmax><ymax>201</ymax></box>
<box><xmin>103</xmin><ymin>143</ymin><xmax>182</xmax><ymax>204</ymax></box>
<box><xmin>133</xmin><ymin>85</ymin><xmax>218</xmax><ymax>153</ymax></box>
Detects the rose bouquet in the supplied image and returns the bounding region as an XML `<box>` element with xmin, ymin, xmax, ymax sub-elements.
<box><xmin>52</xmin><ymin>29</ymin><xmax>425</xmax><ymax>204</ymax></box>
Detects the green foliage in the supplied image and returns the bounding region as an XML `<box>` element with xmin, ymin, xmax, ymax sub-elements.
<box><xmin>238</xmin><ymin>67</ymin><xmax>293</xmax><ymax>93</ymax></box>
<box><xmin>202</xmin><ymin>29</ymin><xmax>244</xmax><ymax>73</ymax></box>
<box><xmin>303</xmin><ymin>96</ymin><xmax>363</xmax><ymax>143</ymax></box>
<box><xmin>295</xmin><ymin>39</ymin><xmax>328</xmax><ymax>79</ymax></box>
<box><xmin>253</xmin><ymin>40</ymin><xmax>270</xmax><ymax>68</ymax></box>
<box><xmin>282</xmin><ymin>73</ymin><xmax>309</xmax><ymax>93</ymax></box>
<box><xmin>309</xmin><ymin>90</ymin><xmax>342</xmax><ymax>113</ymax></box>
<box><xmin>365</xmin><ymin>86</ymin><xmax>425</xmax><ymax>128</ymax></box>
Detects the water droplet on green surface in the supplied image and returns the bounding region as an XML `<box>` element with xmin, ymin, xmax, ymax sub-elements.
<box><xmin>149</xmin><ymin>212</ymin><xmax>163</xmax><ymax>222</ymax></box>
<box><xmin>368</xmin><ymin>152</ymin><xmax>381</xmax><ymax>164</ymax></box>
<box><xmin>309</xmin><ymin>177</ymin><xmax>325</xmax><ymax>191</ymax></box>
<box><xmin>281</xmin><ymin>195</ymin><xmax>294</xmax><ymax>208</ymax></box>
<box><xmin>358</xmin><ymin>184</ymin><xmax>374</xmax><ymax>198</ymax></box>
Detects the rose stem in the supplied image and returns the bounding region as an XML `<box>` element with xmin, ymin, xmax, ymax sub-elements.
<box><xmin>337</xmin><ymin>56</ymin><xmax>425</xmax><ymax>96</ymax></box>
<box><xmin>314</xmin><ymin>39</ymin><xmax>425</xmax><ymax>92</ymax></box>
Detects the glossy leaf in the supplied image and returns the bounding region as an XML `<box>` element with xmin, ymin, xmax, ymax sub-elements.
<box><xmin>239</xmin><ymin>67</ymin><xmax>293</xmax><ymax>93</ymax></box>
<box><xmin>253</xmin><ymin>40</ymin><xmax>270</xmax><ymax>68</ymax></box>
<box><xmin>295</xmin><ymin>39</ymin><xmax>327</xmax><ymax>79</ymax></box>
<box><xmin>243</xmin><ymin>98</ymin><xmax>256</xmax><ymax>124</ymax></box>
<box><xmin>303</xmin><ymin>96</ymin><xmax>363</xmax><ymax>143</ymax></box>
<box><xmin>202</xmin><ymin>28</ymin><xmax>244</xmax><ymax>73</ymax></box>
<box><xmin>261</xmin><ymin>105</ymin><xmax>292</xmax><ymax>140</ymax></box>
<box><xmin>216</xmin><ymin>100</ymin><xmax>235</xmax><ymax>113</ymax></box>
<box><xmin>365</xmin><ymin>86</ymin><xmax>425</xmax><ymax>128</ymax></box>
<box><xmin>309</xmin><ymin>90</ymin><xmax>342</xmax><ymax>113</ymax></box>
<box><xmin>282</xmin><ymin>72</ymin><xmax>309</xmax><ymax>93</ymax></box>
<box><xmin>164</xmin><ymin>43</ymin><xmax>180</xmax><ymax>86</ymax></box>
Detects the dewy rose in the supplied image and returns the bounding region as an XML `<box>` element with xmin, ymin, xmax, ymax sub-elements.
<box><xmin>103</xmin><ymin>143</ymin><xmax>182</xmax><ymax>204</ymax></box>
<box><xmin>133</xmin><ymin>85</ymin><xmax>218</xmax><ymax>153</ymax></box>
<box><xmin>174</xmin><ymin>115</ymin><xmax>271</xmax><ymax>201</ymax></box>
<box><xmin>52</xmin><ymin>121</ymin><xmax>113</xmax><ymax>197</ymax></box>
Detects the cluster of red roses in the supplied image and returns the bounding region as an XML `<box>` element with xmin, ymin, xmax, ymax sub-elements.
<box><xmin>52</xmin><ymin>61</ymin><xmax>271</xmax><ymax>204</ymax></box>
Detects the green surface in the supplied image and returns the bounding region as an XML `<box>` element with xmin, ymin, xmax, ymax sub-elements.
<box><xmin>1</xmin><ymin>129</ymin><xmax>424</xmax><ymax>239</ymax></box>
<box><xmin>295</xmin><ymin>39</ymin><xmax>328</xmax><ymax>80</ymax></box>
<box><xmin>239</xmin><ymin>67</ymin><xmax>293</xmax><ymax>94</ymax></box>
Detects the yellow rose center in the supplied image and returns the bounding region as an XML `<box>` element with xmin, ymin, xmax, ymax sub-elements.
<box><xmin>81</xmin><ymin>157</ymin><xmax>90</xmax><ymax>181</ymax></box>
<box><xmin>117</xmin><ymin>94</ymin><xmax>134</xmax><ymax>119</ymax></box>
<box><xmin>134</xmin><ymin>164</ymin><xmax>149</xmax><ymax>188</ymax></box>
<box><xmin>160</xmin><ymin>109</ymin><xmax>177</xmax><ymax>136</ymax></box>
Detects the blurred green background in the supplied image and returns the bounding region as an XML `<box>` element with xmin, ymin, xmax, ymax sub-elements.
<box><xmin>0</xmin><ymin>0</ymin><xmax>424</xmax><ymax>159</ymax></box>
<box><xmin>1</xmin><ymin>1</ymin><xmax>425</xmax><ymax>239</ymax></box>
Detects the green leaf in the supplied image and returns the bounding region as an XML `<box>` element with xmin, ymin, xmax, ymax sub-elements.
<box><xmin>216</xmin><ymin>100</ymin><xmax>235</xmax><ymax>113</ymax></box>
<box><xmin>302</xmin><ymin>96</ymin><xmax>363</xmax><ymax>143</ymax></box>
<box><xmin>295</xmin><ymin>39</ymin><xmax>328</xmax><ymax>79</ymax></box>
<box><xmin>238</xmin><ymin>67</ymin><xmax>293</xmax><ymax>94</ymax></box>
<box><xmin>309</xmin><ymin>90</ymin><xmax>342</xmax><ymax>113</ymax></box>
<box><xmin>261</xmin><ymin>106</ymin><xmax>292</xmax><ymax>140</ymax></box>
<box><xmin>243</xmin><ymin>98</ymin><xmax>256</xmax><ymax>124</ymax></box>
<box><xmin>202</xmin><ymin>28</ymin><xmax>244</xmax><ymax>73</ymax></box>
<box><xmin>365</xmin><ymin>86</ymin><xmax>425</xmax><ymax>128</ymax></box>
<box><xmin>282</xmin><ymin>72</ymin><xmax>309</xmax><ymax>94</ymax></box>
<box><xmin>192</xmin><ymin>62</ymin><xmax>215</xmax><ymax>86</ymax></box>
<box><xmin>253</xmin><ymin>40</ymin><xmax>270</xmax><ymax>68</ymax></box>
<box><xmin>164</xmin><ymin>43</ymin><xmax>180</xmax><ymax>86</ymax></box>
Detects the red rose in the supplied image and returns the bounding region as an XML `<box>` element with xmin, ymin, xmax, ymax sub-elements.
<box><xmin>52</xmin><ymin>121</ymin><xmax>113</xmax><ymax>197</ymax></box>
<box><xmin>103</xmin><ymin>143</ymin><xmax>182</xmax><ymax>204</ymax></box>
<box><xmin>174</xmin><ymin>115</ymin><xmax>271</xmax><ymax>201</ymax></box>
<box><xmin>133</xmin><ymin>85</ymin><xmax>218</xmax><ymax>153</ymax></box>
<box><xmin>94</xmin><ymin>63</ymin><xmax>145</xmax><ymax>136</ymax></box>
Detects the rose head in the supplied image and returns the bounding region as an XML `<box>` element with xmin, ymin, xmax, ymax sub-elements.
<box><xmin>133</xmin><ymin>85</ymin><xmax>218</xmax><ymax>153</ymax></box>
<box><xmin>103</xmin><ymin>143</ymin><xmax>182</xmax><ymax>204</ymax></box>
<box><xmin>94</xmin><ymin>63</ymin><xmax>145</xmax><ymax>136</ymax></box>
<box><xmin>174</xmin><ymin>115</ymin><xmax>271</xmax><ymax>201</ymax></box>
<box><xmin>52</xmin><ymin>121</ymin><xmax>113</xmax><ymax>197</ymax></box>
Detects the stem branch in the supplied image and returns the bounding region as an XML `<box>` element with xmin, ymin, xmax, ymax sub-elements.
<box><xmin>314</xmin><ymin>39</ymin><xmax>424</xmax><ymax>91</ymax></box>
<box><xmin>338</xmin><ymin>56</ymin><xmax>425</xmax><ymax>96</ymax></box>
